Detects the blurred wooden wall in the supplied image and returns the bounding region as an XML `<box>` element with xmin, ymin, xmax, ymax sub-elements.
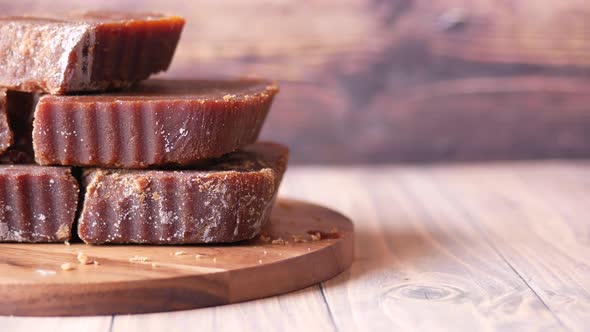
<box><xmin>4</xmin><ymin>0</ymin><xmax>590</xmax><ymax>163</ymax></box>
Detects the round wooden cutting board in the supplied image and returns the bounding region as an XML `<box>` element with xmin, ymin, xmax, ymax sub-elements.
<box><xmin>0</xmin><ymin>198</ymin><xmax>353</xmax><ymax>316</ymax></box>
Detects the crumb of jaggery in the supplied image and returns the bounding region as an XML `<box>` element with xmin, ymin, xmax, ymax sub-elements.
<box><xmin>77</xmin><ymin>251</ymin><xmax>93</xmax><ymax>265</ymax></box>
<box><xmin>329</xmin><ymin>227</ymin><xmax>341</xmax><ymax>238</ymax></box>
<box><xmin>271</xmin><ymin>238</ymin><xmax>287</xmax><ymax>245</ymax></box>
<box><xmin>310</xmin><ymin>232</ymin><xmax>322</xmax><ymax>241</ymax></box>
<box><xmin>259</xmin><ymin>234</ymin><xmax>271</xmax><ymax>242</ymax></box>
<box><xmin>129</xmin><ymin>255</ymin><xmax>150</xmax><ymax>263</ymax></box>
<box><xmin>151</xmin><ymin>262</ymin><xmax>158</xmax><ymax>268</ymax></box>
<box><xmin>56</xmin><ymin>224</ymin><xmax>70</xmax><ymax>239</ymax></box>
<box><xmin>292</xmin><ymin>234</ymin><xmax>306</xmax><ymax>243</ymax></box>
<box><xmin>306</xmin><ymin>229</ymin><xmax>340</xmax><ymax>240</ymax></box>
<box><xmin>64</xmin><ymin>240</ymin><xmax>71</xmax><ymax>246</ymax></box>
<box><xmin>61</xmin><ymin>263</ymin><xmax>75</xmax><ymax>271</ymax></box>
<box><xmin>134</xmin><ymin>177</ymin><xmax>149</xmax><ymax>192</ymax></box>
<box><xmin>195</xmin><ymin>254</ymin><xmax>203</xmax><ymax>259</ymax></box>
<box><xmin>93</xmin><ymin>261</ymin><xmax>100</xmax><ymax>266</ymax></box>
<box><xmin>174</xmin><ymin>251</ymin><xmax>187</xmax><ymax>256</ymax></box>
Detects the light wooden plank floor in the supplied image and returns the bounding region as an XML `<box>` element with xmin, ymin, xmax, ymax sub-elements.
<box><xmin>2</xmin><ymin>162</ymin><xmax>589</xmax><ymax>331</ymax></box>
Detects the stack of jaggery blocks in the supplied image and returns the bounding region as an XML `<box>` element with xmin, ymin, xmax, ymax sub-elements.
<box><xmin>0</xmin><ymin>12</ymin><xmax>288</xmax><ymax>244</ymax></box>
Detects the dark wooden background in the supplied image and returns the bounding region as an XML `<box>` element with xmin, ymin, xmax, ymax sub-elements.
<box><xmin>3</xmin><ymin>0</ymin><xmax>590</xmax><ymax>164</ymax></box>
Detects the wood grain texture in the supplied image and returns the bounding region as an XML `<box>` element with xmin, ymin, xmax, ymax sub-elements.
<box><xmin>280</xmin><ymin>167</ymin><xmax>561</xmax><ymax>331</ymax></box>
<box><xmin>0</xmin><ymin>317</ymin><xmax>112</xmax><ymax>332</ymax></box>
<box><xmin>279</xmin><ymin>163</ymin><xmax>590</xmax><ymax>331</ymax></box>
<box><xmin>3</xmin><ymin>0</ymin><xmax>590</xmax><ymax>162</ymax></box>
<box><xmin>430</xmin><ymin>163</ymin><xmax>590</xmax><ymax>329</ymax></box>
<box><xmin>0</xmin><ymin>199</ymin><xmax>353</xmax><ymax>316</ymax></box>
<box><xmin>113</xmin><ymin>287</ymin><xmax>337</xmax><ymax>332</ymax></box>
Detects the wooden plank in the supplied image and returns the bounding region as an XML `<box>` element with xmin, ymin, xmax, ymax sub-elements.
<box><xmin>262</xmin><ymin>77</ymin><xmax>590</xmax><ymax>163</ymax></box>
<box><xmin>0</xmin><ymin>316</ymin><xmax>112</xmax><ymax>332</ymax></box>
<box><xmin>2</xmin><ymin>1</ymin><xmax>590</xmax><ymax>162</ymax></box>
<box><xmin>112</xmin><ymin>287</ymin><xmax>336</xmax><ymax>332</ymax></box>
<box><xmin>429</xmin><ymin>162</ymin><xmax>590</xmax><ymax>330</ymax></box>
<box><xmin>277</xmin><ymin>167</ymin><xmax>563</xmax><ymax>331</ymax></box>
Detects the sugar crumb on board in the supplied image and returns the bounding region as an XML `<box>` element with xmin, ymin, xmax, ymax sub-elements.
<box><xmin>64</xmin><ymin>240</ymin><xmax>71</xmax><ymax>246</ymax></box>
<box><xmin>60</xmin><ymin>263</ymin><xmax>75</xmax><ymax>271</ymax></box>
<box><xmin>77</xmin><ymin>251</ymin><xmax>93</xmax><ymax>265</ymax></box>
<box><xmin>292</xmin><ymin>234</ymin><xmax>306</xmax><ymax>243</ymax></box>
<box><xmin>271</xmin><ymin>238</ymin><xmax>288</xmax><ymax>245</ymax></box>
<box><xmin>306</xmin><ymin>228</ymin><xmax>341</xmax><ymax>240</ymax></box>
<box><xmin>129</xmin><ymin>255</ymin><xmax>150</xmax><ymax>263</ymax></box>
<box><xmin>174</xmin><ymin>251</ymin><xmax>188</xmax><ymax>256</ymax></box>
<box><xmin>260</xmin><ymin>228</ymin><xmax>341</xmax><ymax>247</ymax></box>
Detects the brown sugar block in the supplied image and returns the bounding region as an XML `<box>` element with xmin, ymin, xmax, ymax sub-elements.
<box><xmin>0</xmin><ymin>165</ymin><xmax>79</xmax><ymax>242</ymax></box>
<box><xmin>33</xmin><ymin>79</ymin><xmax>279</xmax><ymax>168</ymax></box>
<box><xmin>0</xmin><ymin>12</ymin><xmax>184</xmax><ymax>94</ymax></box>
<box><xmin>0</xmin><ymin>90</ymin><xmax>13</xmax><ymax>155</ymax></box>
<box><xmin>78</xmin><ymin>142</ymin><xmax>289</xmax><ymax>244</ymax></box>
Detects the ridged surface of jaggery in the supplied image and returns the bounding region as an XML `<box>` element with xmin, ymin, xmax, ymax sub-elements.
<box><xmin>33</xmin><ymin>79</ymin><xmax>279</xmax><ymax>168</ymax></box>
<box><xmin>0</xmin><ymin>12</ymin><xmax>184</xmax><ymax>94</ymax></box>
<box><xmin>0</xmin><ymin>166</ymin><xmax>79</xmax><ymax>242</ymax></box>
<box><xmin>78</xmin><ymin>142</ymin><xmax>288</xmax><ymax>244</ymax></box>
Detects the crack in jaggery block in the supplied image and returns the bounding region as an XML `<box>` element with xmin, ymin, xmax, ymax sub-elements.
<box><xmin>0</xmin><ymin>90</ymin><xmax>38</xmax><ymax>163</ymax></box>
<box><xmin>0</xmin><ymin>90</ymin><xmax>13</xmax><ymax>155</ymax></box>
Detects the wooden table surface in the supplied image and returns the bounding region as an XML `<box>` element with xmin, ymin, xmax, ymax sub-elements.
<box><xmin>2</xmin><ymin>162</ymin><xmax>589</xmax><ymax>331</ymax></box>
